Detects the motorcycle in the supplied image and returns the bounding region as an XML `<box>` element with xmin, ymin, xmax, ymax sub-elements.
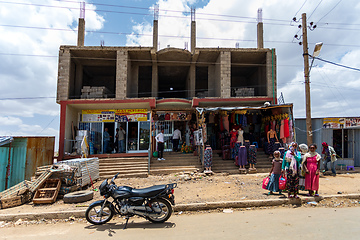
<box><xmin>85</xmin><ymin>173</ymin><xmax>177</xmax><ymax>229</ymax></box>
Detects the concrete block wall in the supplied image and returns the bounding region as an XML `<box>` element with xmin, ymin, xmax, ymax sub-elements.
<box><xmin>266</xmin><ymin>49</ymin><xmax>276</xmax><ymax>102</ymax></box>
<box><xmin>57</xmin><ymin>48</ymin><xmax>71</xmax><ymax>102</ymax></box>
<box><xmin>220</xmin><ymin>51</ymin><xmax>231</xmax><ymax>98</ymax></box>
<box><xmin>116</xmin><ymin>50</ymin><xmax>128</xmax><ymax>99</ymax></box>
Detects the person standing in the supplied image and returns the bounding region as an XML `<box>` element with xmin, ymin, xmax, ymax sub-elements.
<box><xmin>322</xmin><ymin>142</ymin><xmax>337</xmax><ymax>176</ymax></box>
<box><xmin>266</xmin><ymin>150</ymin><xmax>283</xmax><ymax>195</ymax></box>
<box><xmin>103</xmin><ymin>128</ymin><xmax>111</xmax><ymax>153</ymax></box>
<box><xmin>118</xmin><ymin>126</ymin><xmax>126</xmax><ymax>153</ymax></box>
<box><xmin>155</xmin><ymin>129</ymin><xmax>165</xmax><ymax>161</ymax></box>
<box><xmin>172</xmin><ymin>128</ymin><xmax>182</xmax><ymax>152</ymax></box>
<box><xmin>282</xmin><ymin>142</ymin><xmax>302</xmax><ymax>199</ymax></box>
<box><xmin>303</xmin><ymin>144</ymin><xmax>321</xmax><ymax>196</ymax></box>
<box><xmin>267</xmin><ymin>128</ymin><xmax>279</xmax><ymax>158</ymax></box>
<box><xmin>298</xmin><ymin>143</ymin><xmax>309</xmax><ymax>191</ymax></box>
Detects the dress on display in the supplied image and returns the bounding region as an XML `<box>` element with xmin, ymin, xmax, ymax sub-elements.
<box><xmin>204</xmin><ymin>146</ymin><xmax>213</xmax><ymax>168</ymax></box>
<box><xmin>237</xmin><ymin>146</ymin><xmax>247</xmax><ymax>166</ymax></box>
<box><xmin>248</xmin><ymin>145</ymin><xmax>257</xmax><ymax>165</ymax></box>
<box><xmin>237</xmin><ymin>130</ymin><xmax>244</xmax><ymax>144</ymax></box>
<box><xmin>230</xmin><ymin>130</ymin><xmax>238</xmax><ymax>159</ymax></box>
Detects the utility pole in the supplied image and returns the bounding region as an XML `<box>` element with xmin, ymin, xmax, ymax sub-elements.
<box><xmin>302</xmin><ymin>13</ymin><xmax>313</xmax><ymax>145</ymax></box>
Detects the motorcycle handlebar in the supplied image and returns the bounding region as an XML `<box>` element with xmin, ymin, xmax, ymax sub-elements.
<box><xmin>110</xmin><ymin>173</ymin><xmax>120</xmax><ymax>184</ymax></box>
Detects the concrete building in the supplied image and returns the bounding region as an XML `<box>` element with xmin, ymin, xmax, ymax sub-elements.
<box><xmin>56</xmin><ymin>9</ymin><xmax>289</xmax><ymax>162</ymax></box>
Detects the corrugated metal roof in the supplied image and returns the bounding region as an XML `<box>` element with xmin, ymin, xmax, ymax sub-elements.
<box><xmin>0</xmin><ymin>137</ymin><xmax>14</xmax><ymax>147</ymax></box>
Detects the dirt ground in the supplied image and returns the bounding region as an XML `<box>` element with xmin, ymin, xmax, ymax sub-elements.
<box><xmin>1</xmin><ymin>171</ymin><xmax>360</xmax><ymax>217</ymax></box>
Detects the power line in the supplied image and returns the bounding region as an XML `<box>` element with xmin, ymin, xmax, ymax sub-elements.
<box><xmin>314</xmin><ymin>56</ymin><xmax>360</xmax><ymax>72</ymax></box>
<box><xmin>315</xmin><ymin>0</ymin><xmax>343</xmax><ymax>25</ymax></box>
<box><xmin>308</xmin><ymin>0</ymin><xmax>324</xmax><ymax>20</ymax></box>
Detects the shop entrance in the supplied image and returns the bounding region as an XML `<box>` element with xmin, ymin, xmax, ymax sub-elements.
<box><xmin>103</xmin><ymin>122</ymin><xmax>115</xmax><ymax>153</ymax></box>
<box><xmin>126</xmin><ymin>121</ymin><xmax>150</xmax><ymax>152</ymax></box>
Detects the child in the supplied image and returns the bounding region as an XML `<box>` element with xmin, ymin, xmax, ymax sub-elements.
<box><xmin>266</xmin><ymin>150</ymin><xmax>283</xmax><ymax>195</ymax></box>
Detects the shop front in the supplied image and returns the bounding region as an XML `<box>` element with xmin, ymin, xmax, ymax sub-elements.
<box><xmin>79</xmin><ymin>109</ymin><xmax>150</xmax><ymax>154</ymax></box>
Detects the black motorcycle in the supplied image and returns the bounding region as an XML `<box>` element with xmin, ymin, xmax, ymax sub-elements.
<box><xmin>85</xmin><ymin>173</ymin><xmax>177</xmax><ymax>229</ymax></box>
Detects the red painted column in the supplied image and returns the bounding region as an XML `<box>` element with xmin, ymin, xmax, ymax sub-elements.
<box><xmin>58</xmin><ymin>102</ymin><xmax>67</xmax><ymax>161</ymax></box>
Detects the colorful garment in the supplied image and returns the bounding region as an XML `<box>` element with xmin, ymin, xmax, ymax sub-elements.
<box><xmin>304</xmin><ymin>153</ymin><xmax>321</xmax><ymax>191</ymax></box>
<box><xmin>282</xmin><ymin>149</ymin><xmax>302</xmax><ymax>195</ymax></box>
<box><xmin>204</xmin><ymin>146</ymin><xmax>213</xmax><ymax>168</ymax></box>
<box><xmin>248</xmin><ymin>145</ymin><xmax>257</xmax><ymax>164</ymax></box>
<box><xmin>230</xmin><ymin>130</ymin><xmax>237</xmax><ymax>149</ymax></box>
<box><xmin>237</xmin><ymin>146</ymin><xmax>247</xmax><ymax>166</ymax></box>
<box><xmin>266</xmin><ymin>174</ymin><xmax>281</xmax><ymax>192</ymax></box>
<box><xmin>286</xmin><ymin>169</ymin><xmax>299</xmax><ymax>195</ymax></box>
<box><xmin>267</xmin><ymin>137</ymin><xmax>276</xmax><ymax>155</ymax></box>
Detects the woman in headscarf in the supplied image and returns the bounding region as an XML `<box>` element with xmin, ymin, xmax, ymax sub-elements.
<box><xmin>298</xmin><ymin>143</ymin><xmax>309</xmax><ymax>191</ymax></box>
<box><xmin>303</xmin><ymin>143</ymin><xmax>321</xmax><ymax>196</ymax></box>
<box><xmin>282</xmin><ymin>142</ymin><xmax>302</xmax><ymax>198</ymax></box>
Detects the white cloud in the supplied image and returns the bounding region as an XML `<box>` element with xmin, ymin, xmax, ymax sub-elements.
<box><xmin>126</xmin><ymin>0</ymin><xmax>360</xmax><ymax>118</ymax></box>
<box><xmin>0</xmin><ymin>116</ymin><xmax>23</xmax><ymax>126</ymax></box>
<box><xmin>0</xmin><ymin>0</ymin><xmax>104</xmax><ymax>150</ymax></box>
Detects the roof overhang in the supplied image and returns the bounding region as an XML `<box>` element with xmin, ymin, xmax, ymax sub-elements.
<box><xmin>192</xmin><ymin>97</ymin><xmax>274</xmax><ymax>108</ymax></box>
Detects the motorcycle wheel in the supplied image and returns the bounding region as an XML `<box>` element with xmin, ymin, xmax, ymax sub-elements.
<box><xmin>85</xmin><ymin>202</ymin><xmax>114</xmax><ymax>225</ymax></box>
<box><xmin>147</xmin><ymin>198</ymin><xmax>172</xmax><ymax>223</ymax></box>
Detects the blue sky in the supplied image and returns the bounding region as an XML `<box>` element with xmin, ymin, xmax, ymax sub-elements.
<box><xmin>1</xmin><ymin>0</ymin><xmax>360</xmax><ymax>152</ymax></box>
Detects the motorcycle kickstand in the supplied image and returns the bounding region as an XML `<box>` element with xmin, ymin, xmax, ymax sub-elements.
<box><xmin>123</xmin><ymin>216</ymin><xmax>130</xmax><ymax>230</ymax></box>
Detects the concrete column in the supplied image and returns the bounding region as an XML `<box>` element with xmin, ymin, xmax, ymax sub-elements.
<box><xmin>77</xmin><ymin>18</ymin><xmax>85</xmax><ymax>46</ymax></box>
<box><xmin>266</xmin><ymin>50</ymin><xmax>276</xmax><ymax>100</ymax></box>
<box><xmin>189</xmin><ymin>63</ymin><xmax>196</xmax><ymax>98</ymax></box>
<box><xmin>208</xmin><ymin>65</ymin><xmax>215</xmax><ymax>97</ymax></box>
<box><xmin>220</xmin><ymin>51</ymin><xmax>231</xmax><ymax>98</ymax></box>
<box><xmin>153</xmin><ymin>20</ymin><xmax>158</xmax><ymax>51</ymax></box>
<box><xmin>74</xmin><ymin>64</ymin><xmax>83</xmax><ymax>99</ymax></box>
<box><xmin>257</xmin><ymin>22</ymin><xmax>264</xmax><ymax>49</ymax></box>
<box><xmin>116</xmin><ymin>50</ymin><xmax>128</xmax><ymax>99</ymax></box>
<box><xmin>191</xmin><ymin>21</ymin><xmax>196</xmax><ymax>54</ymax></box>
<box><xmin>152</xmin><ymin>63</ymin><xmax>158</xmax><ymax>98</ymax></box>
<box><xmin>57</xmin><ymin>48</ymin><xmax>71</xmax><ymax>103</ymax></box>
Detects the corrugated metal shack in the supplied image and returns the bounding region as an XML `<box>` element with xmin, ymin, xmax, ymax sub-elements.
<box><xmin>295</xmin><ymin>118</ymin><xmax>360</xmax><ymax>167</ymax></box>
<box><xmin>0</xmin><ymin>136</ymin><xmax>55</xmax><ymax>192</ymax></box>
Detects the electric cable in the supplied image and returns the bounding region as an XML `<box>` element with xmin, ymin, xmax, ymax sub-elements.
<box><xmin>315</xmin><ymin>0</ymin><xmax>343</xmax><ymax>25</ymax></box>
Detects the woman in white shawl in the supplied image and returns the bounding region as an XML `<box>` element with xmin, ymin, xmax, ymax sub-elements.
<box><xmin>303</xmin><ymin>143</ymin><xmax>321</xmax><ymax>196</ymax></box>
<box><xmin>282</xmin><ymin>142</ymin><xmax>302</xmax><ymax>199</ymax></box>
<box><xmin>298</xmin><ymin>144</ymin><xmax>308</xmax><ymax>191</ymax></box>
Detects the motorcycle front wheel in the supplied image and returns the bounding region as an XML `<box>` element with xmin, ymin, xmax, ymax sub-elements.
<box><xmin>147</xmin><ymin>198</ymin><xmax>172</xmax><ymax>223</ymax></box>
<box><xmin>85</xmin><ymin>202</ymin><xmax>114</xmax><ymax>225</ymax></box>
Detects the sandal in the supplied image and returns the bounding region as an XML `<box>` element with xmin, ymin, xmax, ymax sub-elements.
<box><xmin>288</xmin><ymin>195</ymin><xmax>294</xmax><ymax>198</ymax></box>
<box><xmin>294</xmin><ymin>195</ymin><xmax>300</xmax><ymax>199</ymax></box>
<box><xmin>314</xmin><ymin>194</ymin><xmax>319</xmax><ymax>197</ymax></box>
<box><xmin>267</xmin><ymin>192</ymin><xmax>273</xmax><ymax>195</ymax></box>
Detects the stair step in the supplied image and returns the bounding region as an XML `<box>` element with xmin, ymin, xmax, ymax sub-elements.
<box><xmin>100</xmin><ymin>172</ymin><xmax>148</xmax><ymax>179</ymax></box>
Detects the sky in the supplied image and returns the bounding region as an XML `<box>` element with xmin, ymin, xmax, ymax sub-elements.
<box><xmin>1</xmin><ymin>0</ymin><xmax>360</xmax><ymax>152</ymax></box>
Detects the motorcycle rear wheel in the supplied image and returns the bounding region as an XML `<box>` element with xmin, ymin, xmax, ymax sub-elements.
<box><xmin>147</xmin><ymin>198</ymin><xmax>172</xmax><ymax>223</ymax></box>
<box><xmin>85</xmin><ymin>202</ymin><xmax>114</xmax><ymax>225</ymax></box>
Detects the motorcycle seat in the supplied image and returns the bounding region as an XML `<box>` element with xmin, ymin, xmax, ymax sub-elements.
<box><xmin>131</xmin><ymin>184</ymin><xmax>167</xmax><ymax>197</ymax></box>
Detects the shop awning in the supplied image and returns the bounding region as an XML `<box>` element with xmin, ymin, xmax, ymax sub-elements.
<box><xmin>196</xmin><ymin>104</ymin><xmax>293</xmax><ymax>113</ymax></box>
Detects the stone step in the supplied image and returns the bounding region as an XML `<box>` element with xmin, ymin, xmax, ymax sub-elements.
<box><xmin>99</xmin><ymin>168</ymin><xmax>148</xmax><ymax>176</ymax></box>
<box><xmin>99</xmin><ymin>165</ymin><xmax>148</xmax><ymax>172</ymax></box>
<box><xmin>100</xmin><ymin>172</ymin><xmax>148</xmax><ymax>179</ymax></box>
<box><xmin>150</xmin><ymin>167</ymin><xmax>199</xmax><ymax>175</ymax></box>
<box><xmin>99</xmin><ymin>158</ymin><xmax>148</xmax><ymax>164</ymax></box>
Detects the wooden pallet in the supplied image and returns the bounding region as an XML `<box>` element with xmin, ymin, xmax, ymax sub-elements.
<box><xmin>29</xmin><ymin>170</ymin><xmax>52</xmax><ymax>192</ymax></box>
<box><xmin>0</xmin><ymin>180</ymin><xmax>31</xmax><ymax>199</ymax></box>
<box><xmin>32</xmin><ymin>179</ymin><xmax>61</xmax><ymax>204</ymax></box>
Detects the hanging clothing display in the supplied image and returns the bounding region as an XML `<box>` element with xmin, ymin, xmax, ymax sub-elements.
<box><xmin>237</xmin><ymin>146</ymin><xmax>247</xmax><ymax>166</ymax></box>
<box><xmin>223</xmin><ymin>116</ymin><xmax>229</xmax><ymax>132</ymax></box>
<box><xmin>248</xmin><ymin>145</ymin><xmax>257</xmax><ymax>165</ymax></box>
<box><xmin>204</xmin><ymin>146</ymin><xmax>213</xmax><ymax>168</ymax></box>
<box><xmin>237</xmin><ymin>129</ymin><xmax>244</xmax><ymax>144</ymax></box>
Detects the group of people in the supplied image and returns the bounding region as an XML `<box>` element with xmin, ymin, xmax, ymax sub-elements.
<box><xmin>266</xmin><ymin>141</ymin><xmax>337</xmax><ymax>198</ymax></box>
<box><xmin>103</xmin><ymin>126</ymin><xmax>126</xmax><ymax>154</ymax></box>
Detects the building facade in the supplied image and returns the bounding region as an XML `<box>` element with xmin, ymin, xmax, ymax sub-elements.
<box><xmin>56</xmin><ymin>11</ymin><xmax>286</xmax><ymax>161</ymax></box>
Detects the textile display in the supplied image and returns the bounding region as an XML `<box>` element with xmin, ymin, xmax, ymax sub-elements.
<box><xmin>237</xmin><ymin>146</ymin><xmax>247</xmax><ymax>166</ymax></box>
<box><xmin>248</xmin><ymin>145</ymin><xmax>257</xmax><ymax>164</ymax></box>
<box><xmin>204</xmin><ymin>146</ymin><xmax>213</xmax><ymax>168</ymax></box>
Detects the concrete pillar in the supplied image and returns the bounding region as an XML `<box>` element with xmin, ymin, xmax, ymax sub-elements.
<box><xmin>153</xmin><ymin>20</ymin><xmax>158</xmax><ymax>51</ymax></box>
<box><xmin>152</xmin><ymin>63</ymin><xmax>158</xmax><ymax>98</ymax></box>
<box><xmin>77</xmin><ymin>18</ymin><xmax>85</xmax><ymax>46</ymax></box>
<box><xmin>116</xmin><ymin>50</ymin><xmax>128</xmax><ymax>99</ymax></box>
<box><xmin>208</xmin><ymin>65</ymin><xmax>215</xmax><ymax>97</ymax></box>
<box><xmin>219</xmin><ymin>51</ymin><xmax>231</xmax><ymax>98</ymax></box>
<box><xmin>56</xmin><ymin>48</ymin><xmax>71</xmax><ymax>103</ymax></box>
<box><xmin>257</xmin><ymin>22</ymin><xmax>264</xmax><ymax>49</ymax></box>
<box><xmin>191</xmin><ymin>21</ymin><xmax>196</xmax><ymax>54</ymax></box>
<box><xmin>74</xmin><ymin>64</ymin><xmax>83</xmax><ymax>99</ymax></box>
<box><xmin>266</xmin><ymin>50</ymin><xmax>276</xmax><ymax>101</ymax></box>
<box><xmin>189</xmin><ymin>63</ymin><xmax>196</xmax><ymax>98</ymax></box>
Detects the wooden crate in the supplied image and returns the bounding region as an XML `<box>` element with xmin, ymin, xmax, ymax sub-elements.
<box><xmin>0</xmin><ymin>196</ymin><xmax>22</xmax><ymax>209</ymax></box>
<box><xmin>32</xmin><ymin>179</ymin><xmax>61</xmax><ymax>204</ymax></box>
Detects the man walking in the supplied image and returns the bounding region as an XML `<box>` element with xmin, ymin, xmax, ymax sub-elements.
<box><xmin>322</xmin><ymin>142</ymin><xmax>337</xmax><ymax>176</ymax></box>
<box><xmin>155</xmin><ymin>129</ymin><xmax>165</xmax><ymax>161</ymax></box>
<box><xmin>172</xmin><ymin>128</ymin><xmax>182</xmax><ymax>152</ymax></box>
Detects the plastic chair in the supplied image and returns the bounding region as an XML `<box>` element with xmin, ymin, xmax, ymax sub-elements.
<box><xmin>347</xmin><ymin>166</ymin><xmax>354</xmax><ymax>171</ymax></box>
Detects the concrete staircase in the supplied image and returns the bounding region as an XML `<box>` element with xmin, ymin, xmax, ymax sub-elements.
<box><xmin>99</xmin><ymin>157</ymin><xmax>149</xmax><ymax>179</ymax></box>
<box><xmin>150</xmin><ymin>152</ymin><xmax>202</xmax><ymax>175</ymax></box>
<box><xmin>211</xmin><ymin>148</ymin><xmax>272</xmax><ymax>174</ymax></box>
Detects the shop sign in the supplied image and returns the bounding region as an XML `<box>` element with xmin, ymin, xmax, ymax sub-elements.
<box><xmin>82</xmin><ymin>109</ymin><xmax>147</xmax><ymax>122</ymax></box>
<box><xmin>323</xmin><ymin>117</ymin><xmax>360</xmax><ymax>128</ymax></box>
